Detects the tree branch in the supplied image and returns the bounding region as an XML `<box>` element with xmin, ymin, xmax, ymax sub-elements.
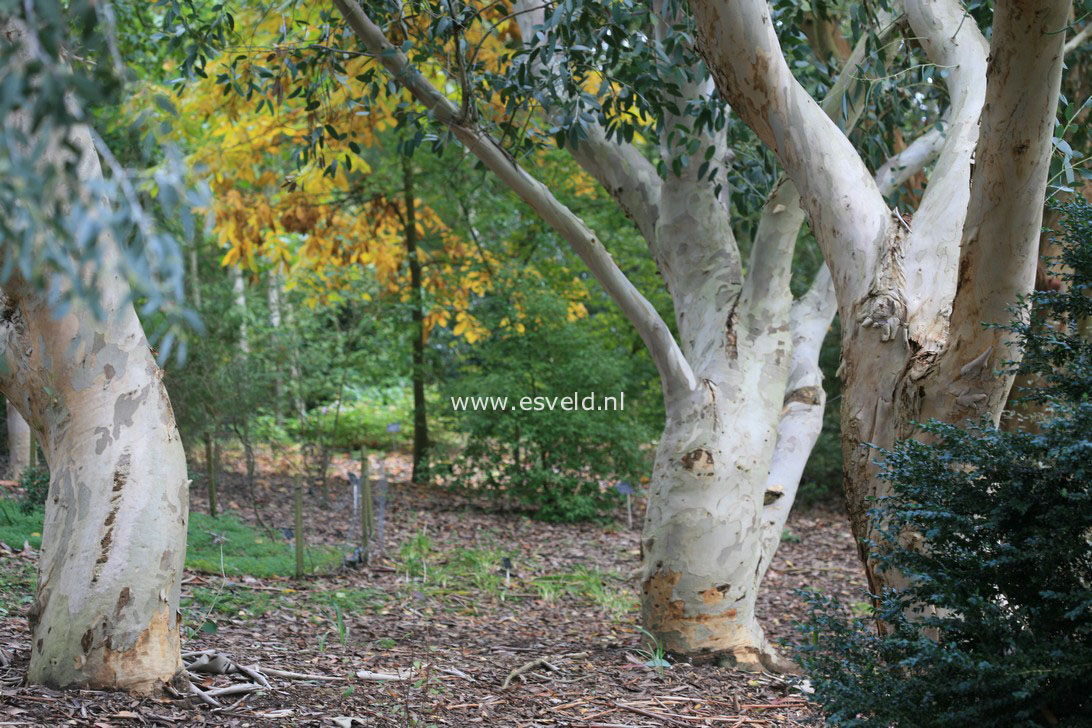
<box><xmin>1064</xmin><ymin>20</ymin><xmax>1090</xmax><ymax>54</ymax></box>
<box><xmin>927</xmin><ymin>0</ymin><xmax>1071</xmax><ymax>421</ymax></box>
<box><xmin>513</xmin><ymin>0</ymin><xmax>663</xmax><ymax>246</ymax></box>
<box><xmin>689</xmin><ymin>0</ymin><xmax>891</xmax><ymax>306</ymax></box>
<box><xmin>900</xmin><ymin>0</ymin><xmax>988</xmax><ymax>342</ymax></box>
<box><xmin>740</xmin><ymin>11</ymin><xmax>898</xmax><ymax>316</ymax></box>
<box><xmin>331</xmin><ymin>0</ymin><xmax>697</xmax><ymax>398</ymax></box>
<box><xmin>757</xmin><ymin>122</ymin><xmax>948</xmax><ymax>574</ymax></box>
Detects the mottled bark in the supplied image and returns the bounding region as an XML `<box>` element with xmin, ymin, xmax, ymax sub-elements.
<box><xmin>0</xmin><ymin>19</ymin><xmax>187</xmax><ymax>693</ymax></box>
<box><xmin>691</xmin><ymin>0</ymin><xmax>1070</xmax><ymax>597</ymax></box>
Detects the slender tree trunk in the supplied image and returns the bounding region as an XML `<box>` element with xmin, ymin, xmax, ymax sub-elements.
<box><xmin>294</xmin><ymin>472</ymin><xmax>305</xmax><ymax>578</ymax></box>
<box><xmin>267</xmin><ymin>273</ymin><xmax>284</xmax><ymax>427</ymax></box>
<box><xmin>232</xmin><ymin>267</ymin><xmax>249</xmax><ymax>355</ymax></box>
<box><xmin>6</xmin><ymin>400</ymin><xmax>30</xmax><ymax>480</ymax></box>
<box><xmin>188</xmin><ymin>242</ymin><xmax>202</xmax><ymax>311</ymax></box>
<box><xmin>403</xmin><ymin>155</ymin><xmax>429</xmax><ymax>481</ymax></box>
<box><xmin>206</xmin><ymin>436</ymin><xmax>219</xmax><ymax>519</ymax></box>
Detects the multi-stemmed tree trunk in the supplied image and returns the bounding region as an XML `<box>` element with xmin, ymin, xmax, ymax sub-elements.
<box><xmin>690</xmin><ymin>0</ymin><xmax>1071</xmax><ymax>595</ymax></box>
<box><xmin>332</xmin><ymin>0</ymin><xmax>942</xmax><ymax>667</ymax></box>
<box><xmin>0</xmin><ymin>20</ymin><xmax>188</xmax><ymax>692</ymax></box>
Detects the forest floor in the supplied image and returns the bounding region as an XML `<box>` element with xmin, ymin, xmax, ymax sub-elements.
<box><xmin>0</xmin><ymin>449</ymin><xmax>865</xmax><ymax>726</ymax></box>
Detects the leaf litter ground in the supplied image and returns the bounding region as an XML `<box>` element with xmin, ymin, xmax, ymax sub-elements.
<box><xmin>0</xmin><ymin>449</ymin><xmax>864</xmax><ymax>726</ymax></box>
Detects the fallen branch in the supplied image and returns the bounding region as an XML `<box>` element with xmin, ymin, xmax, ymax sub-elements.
<box><xmin>232</xmin><ymin>662</ymin><xmax>272</xmax><ymax>689</ymax></box>
<box><xmin>206</xmin><ymin>683</ymin><xmax>265</xmax><ymax>698</ymax></box>
<box><xmin>355</xmin><ymin>668</ymin><xmax>415</xmax><ymax>682</ymax></box>
<box><xmin>501</xmin><ymin>651</ymin><xmax>589</xmax><ymax>689</ymax></box>
<box><xmin>262</xmin><ymin>667</ymin><xmax>346</xmax><ymax>681</ymax></box>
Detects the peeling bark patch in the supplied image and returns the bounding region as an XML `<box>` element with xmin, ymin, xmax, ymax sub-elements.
<box><xmin>95</xmin><ymin>603</ymin><xmax>180</xmax><ymax>695</ymax></box>
<box><xmin>92</xmin><ymin>450</ymin><xmax>130</xmax><ymax>584</ymax></box>
<box><xmin>701</xmin><ymin>585</ymin><xmax>732</xmax><ymax>605</ymax></box>
<box><xmin>763</xmin><ymin>486</ymin><xmax>784</xmax><ymax>506</ymax></box>
<box><xmin>81</xmin><ymin>628</ymin><xmax>94</xmax><ymax>654</ymax></box>
<box><xmin>93</xmin><ymin>427</ymin><xmax>112</xmax><ymax>455</ymax></box>
<box><xmin>783</xmin><ymin>386</ymin><xmax>821</xmax><ymax>406</ymax></box>
<box><xmin>114</xmin><ymin>587</ymin><xmax>131</xmax><ymax>618</ymax></box>
<box><xmin>112</xmin><ymin>385</ymin><xmax>150</xmax><ymax>439</ymax></box>
<box><xmin>92</xmin><ymin>332</ymin><xmax>106</xmax><ymax>355</ymax></box>
<box><xmin>103</xmin><ymin>363</ymin><xmax>115</xmax><ymax>381</ymax></box>
<box><xmin>159</xmin><ymin>550</ymin><xmax>173</xmax><ymax>570</ymax></box>
<box><xmin>680</xmin><ymin>448</ymin><xmax>714</xmax><ymax>473</ymax></box>
<box><xmin>642</xmin><ymin>568</ymin><xmax>681</xmax><ymax>630</ymax></box>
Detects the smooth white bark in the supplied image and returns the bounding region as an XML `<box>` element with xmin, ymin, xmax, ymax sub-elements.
<box><xmin>690</xmin><ymin>0</ymin><xmax>1072</xmax><ymax>596</ymax></box>
<box><xmin>0</xmin><ymin>19</ymin><xmax>188</xmax><ymax>692</ymax></box>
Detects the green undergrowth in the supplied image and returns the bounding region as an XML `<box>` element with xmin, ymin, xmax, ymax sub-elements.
<box><xmin>0</xmin><ymin>501</ymin><xmax>44</xmax><ymax>550</ymax></box>
<box><xmin>186</xmin><ymin>512</ymin><xmax>343</xmax><ymax>577</ymax></box>
<box><xmin>396</xmin><ymin>527</ymin><xmax>637</xmax><ymax>619</ymax></box>
<box><xmin>0</xmin><ymin>559</ymin><xmax>35</xmax><ymax>617</ymax></box>
<box><xmin>0</xmin><ymin>502</ymin><xmax>343</xmax><ymax>579</ymax></box>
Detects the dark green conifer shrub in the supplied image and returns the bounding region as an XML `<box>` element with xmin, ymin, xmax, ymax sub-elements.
<box><xmin>796</xmin><ymin>199</ymin><xmax>1092</xmax><ymax>727</ymax></box>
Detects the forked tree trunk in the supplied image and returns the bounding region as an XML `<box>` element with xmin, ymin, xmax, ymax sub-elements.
<box><xmin>6</xmin><ymin>400</ymin><xmax>31</xmax><ymax>480</ymax></box>
<box><xmin>689</xmin><ymin>0</ymin><xmax>1071</xmax><ymax>598</ymax></box>
<box><xmin>0</xmin><ymin>20</ymin><xmax>188</xmax><ymax>693</ymax></box>
<box><xmin>332</xmin><ymin>0</ymin><xmax>938</xmax><ymax>667</ymax></box>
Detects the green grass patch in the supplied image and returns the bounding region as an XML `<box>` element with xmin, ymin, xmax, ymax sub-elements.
<box><xmin>187</xmin><ymin>511</ymin><xmax>344</xmax><ymax>578</ymax></box>
<box><xmin>0</xmin><ymin>502</ymin><xmax>44</xmax><ymax>550</ymax></box>
<box><xmin>0</xmin><ymin>501</ymin><xmax>344</xmax><ymax>580</ymax></box>
<box><xmin>530</xmin><ymin>565</ymin><xmax>637</xmax><ymax>619</ymax></box>
<box><xmin>393</xmin><ymin>527</ymin><xmax>636</xmax><ymax>619</ymax></box>
<box><xmin>307</xmin><ymin>587</ymin><xmax>388</xmax><ymax>612</ymax></box>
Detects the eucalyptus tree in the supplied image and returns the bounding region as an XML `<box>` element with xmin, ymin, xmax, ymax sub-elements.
<box><xmin>209</xmin><ymin>0</ymin><xmax>938</xmax><ymax>669</ymax></box>
<box><xmin>688</xmin><ymin>0</ymin><xmax>1075</xmax><ymax>596</ymax></box>
<box><xmin>1</xmin><ymin>3</ymin><xmax>204</xmax><ymax>691</ymax></box>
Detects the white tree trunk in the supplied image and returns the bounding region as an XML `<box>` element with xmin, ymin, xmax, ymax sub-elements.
<box><xmin>690</xmin><ymin>0</ymin><xmax>1071</xmax><ymax>596</ymax></box>
<box><xmin>333</xmin><ymin>0</ymin><xmax>952</xmax><ymax>666</ymax></box>
<box><xmin>643</xmin><ymin>379</ymin><xmax>787</xmax><ymax>670</ymax></box>
<box><xmin>6</xmin><ymin>400</ymin><xmax>31</xmax><ymax>480</ymax></box>
<box><xmin>0</xmin><ymin>20</ymin><xmax>188</xmax><ymax>692</ymax></box>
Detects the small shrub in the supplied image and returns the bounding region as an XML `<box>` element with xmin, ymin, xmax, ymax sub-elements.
<box><xmin>796</xmin><ymin>199</ymin><xmax>1092</xmax><ymax>727</ymax></box>
<box><xmin>442</xmin><ymin>283</ymin><xmax>655</xmax><ymax>522</ymax></box>
<box><xmin>18</xmin><ymin>466</ymin><xmax>49</xmax><ymax>515</ymax></box>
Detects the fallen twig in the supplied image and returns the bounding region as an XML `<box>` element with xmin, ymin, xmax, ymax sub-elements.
<box><xmin>205</xmin><ymin>683</ymin><xmax>264</xmax><ymax>698</ymax></box>
<box><xmin>187</xmin><ymin>682</ymin><xmax>222</xmax><ymax>709</ymax></box>
<box><xmin>501</xmin><ymin>651</ymin><xmax>589</xmax><ymax>689</ymax></box>
<box><xmin>614</xmin><ymin>702</ymin><xmax>688</xmax><ymax>726</ymax></box>
<box><xmin>355</xmin><ymin>668</ymin><xmax>414</xmax><ymax>682</ymax></box>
